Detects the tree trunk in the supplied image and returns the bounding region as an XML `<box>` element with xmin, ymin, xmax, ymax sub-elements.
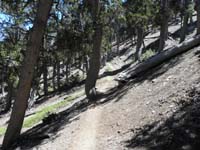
<box><xmin>117</xmin><ymin>35</ymin><xmax>200</xmax><ymax>80</ymax></box>
<box><xmin>43</xmin><ymin>59</ymin><xmax>48</xmax><ymax>96</ymax></box>
<box><xmin>65</xmin><ymin>63</ymin><xmax>69</xmax><ymax>84</ymax></box>
<box><xmin>85</xmin><ymin>0</ymin><xmax>103</xmax><ymax>100</ymax></box>
<box><xmin>52</xmin><ymin>62</ymin><xmax>56</xmax><ymax>91</ymax></box>
<box><xmin>158</xmin><ymin>0</ymin><xmax>169</xmax><ymax>52</ymax></box>
<box><xmin>117</xmin><ymin>33</ymin><xmax>120</xmax><ymax>54</ymax></box>
<box><xmin>57</xmin><ymin>61</ymin><xmax>61</xmax><ymax>90</ymax></box>
<box><xmin>4</xmin><ymin>81</ymin><xmax>13</xmax><ymax>113</ymax></box>
<box><xmin>2</xmin><ymin>0</ymin><xmax>53</xmax><ymax>148</ymax></box>
<box><xmin>84</xmin><ymin>55</ymin><xmax>89</xmax><ymax>72</ymax></box>
<box><xmin>180</xmin><ymin>1</ymin><xmax>190</xmax><ymax>43</ymax></box>
<box><xmin>135</xmin><ymin>27</ymin><xmax>144</xmax><ymax>62</ymax></box>
<box><xmin>85</xmin><ymin>24</ymin><xmax>103</xmax><ymax>100</ymax></box>
<box><xmin>180</xmin><ymin>12</ymin><xmax>189</xmax><ymax>43</ymax></box>
<box><xmin>196</xmin><ymin>0</ymin><xmax>200</xmax><ymax>34</ymax></box>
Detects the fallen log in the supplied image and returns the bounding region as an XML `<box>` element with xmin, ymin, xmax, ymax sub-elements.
<box><xmin>116</xmin><ymin>35</ymin><xmax>200</xmax><ymax>80</ymax></box>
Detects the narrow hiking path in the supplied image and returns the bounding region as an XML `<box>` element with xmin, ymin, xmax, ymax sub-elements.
<box><xmin>69</xmin><ymin>108</ymin><xmax>102</xmax><ymax>150</ymax></box>
<box><xmin>33</xmin><ymin>106</ymin><xmax>104</xmax><ymax>150</ymax></box>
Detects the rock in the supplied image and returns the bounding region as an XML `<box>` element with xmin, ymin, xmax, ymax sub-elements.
<box><xmin>151</xmin><ymin>79</ymin><xmax>157</xmax><ymax>83</ymax></box>
<box><xmin>182</xmin><ymin>145</ymin><xmax>192</xmax><ymax>150</ymax></box>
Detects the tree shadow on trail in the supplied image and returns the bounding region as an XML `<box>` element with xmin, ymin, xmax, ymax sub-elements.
<box><xmin>125</xmin><ymin>81</ymin><xmax>200</xmax><ymax>150</ymax></box>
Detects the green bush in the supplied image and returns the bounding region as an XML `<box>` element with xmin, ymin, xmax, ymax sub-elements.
<box><xmin>141</xmin><ymin>49</ymin><xmax>155</xmax><ymax>61</ymax></box>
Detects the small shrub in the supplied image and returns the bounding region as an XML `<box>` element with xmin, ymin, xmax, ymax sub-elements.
<box><xmin>141</xmin><ymin>49</ymin><xmax>155</xmax><ymax>61</ymax></box>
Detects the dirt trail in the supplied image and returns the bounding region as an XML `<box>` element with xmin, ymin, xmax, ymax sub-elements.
<box><xmin>68</xmin><ymin>76</ymin><xmax>117</xmax><ymax>150</ymax></box>
<box><xmin>69</xmin><ymin>108</ymin><xmax>102</xmax><ymax>150</ymax></box>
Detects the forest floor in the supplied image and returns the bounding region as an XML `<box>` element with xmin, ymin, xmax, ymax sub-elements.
<box><xmin>0</xmin><ymin>19</ymin><xmax>200</xmax><ymax>150</ymax></box>
<box><xmin>24</xmin><ymin>41</ymin><xmax>199</xmax><ymax>150</ymax></box>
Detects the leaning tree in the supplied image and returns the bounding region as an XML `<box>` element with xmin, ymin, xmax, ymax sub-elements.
<box><xmin>2</xmin><ymin>0</ymin><xmax>53</xmax><ymax>148</ymax></box>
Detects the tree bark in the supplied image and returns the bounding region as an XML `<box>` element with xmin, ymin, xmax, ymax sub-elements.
<box><xmin>43</xmin><ymin>59</ymin><xmax>48</xmax><ymax>96</ymax></box>
<box><xmin>85</xmin><ymin>0</ymin><xmax>103</xmax><ymax>100</ymax></box>
<box><xmin>158</xmin><ymin>0</ymin><xmax>169</xmax><ymax>52</ymax></box>
<box><xmin>84</xmin><ymin>55</ymin><xmax>89</xmax><ymax>72</ymax></box>
<box><xmin>135</xmin><ymin>27</ymin><xmax>144</xmax><ymax>62</ymax></box>
<box><xmin>57</xmin><ymin>61</ymin><xmax>61</xmax><ymax>90</ymax></box>
<box><xmin>65</xmin><ymin>63</ymin><xmax>69</xmax><ymax>84</ymax></box>
<box><xmin>2</xmin><ymin>0</ymin><xmax>53</xmax><ymax>148</ymax></box>
<box><xmin>117</xmin><ymin>33</ymin><xmax>120</xmax><ymax>54</ymax></box>
<box><xmin>85</xmin><ymin>24</ymin><xmax>103</xmax><ymax>100</ymax></box>
<box><xmin>180</xmin><ymin>12</ymin><xmax>189</xmax><ymax>43</ymax></box>
<box><xmin>117</xmin><ymin>35</ymin><xmax>200</xmax><ymax>80</ymax></box>
<box><xmin>196</xmin><ymin>0</ymin><xmax>200</xmax><ymax>34</ymax></box>
<box><xmin>52</xmin><ymin>62</ymin><xmax>56</xmax><ymax>91</ymax></box>
<box><xmin>180</xmin><ymin>0</ymin><xmax>190</xmax><ymax>43</ymax></box>
<box><xmin>4</xmin><ymin>80</ymin><xmax>14</xmax><ymax>113</ymax></box>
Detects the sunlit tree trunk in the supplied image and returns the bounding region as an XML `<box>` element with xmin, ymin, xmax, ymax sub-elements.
<box><xmin>135</xmin><ymin>27</ymin><xmax>144</xmax><ymax>62</ymax></box>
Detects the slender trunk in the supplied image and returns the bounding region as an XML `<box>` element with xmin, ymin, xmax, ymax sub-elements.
<box><xmin>181</xmin><ymin>15</ymin><xmax>184</xmax><ymax>28</ymax></box>
<box><xmin>85</xmin><ymin>0</ymin><xmax>103</xmax><ymax>100</ymax></box>
<box><xmin>117</xmin><ymin>33</ymin><xmax>120</xmax><ymax>54</ymax></box>
<box><xmin>2</xmin><ymin>0</ymin><xmax>53</xmax><ymax>148</ymax></box>
<box><xmin>57</xmin><ymin>61</ymin><xmax>61</xmax><ymax>90</ymax></box>
<box><xmin>180</xmin><ymin>1</ymin><xmax>189</xmax><ymax>43</ymax></box>
<box><xmin>131</xmin><ymin>36</ymin><xmax>134</xmax><ymax>45</ymax></box>
<box><xmin>84</xmin><ymin>55</ymin><xmax>89</xmax><ymax>72</ymax></box>
<box><xmin>85</xmin><ymin>24</ymin><xmax>103</xmax><ymax>100</ymax></box>
<box><xmin>180</xmin><ymin>12</ymin><xmax>189</xmax><ymax>43</ymax></box>
<box><xmin>43</xmin><ymin>59</ymin><xmax>48</xmax><ymax>96</ymax></box>
<box><xmin>33</xmin><ymin>65</ymin><xmax>43</xmax><ymax>99</ymax></box>
<box><xmin>135</xmin><ymin>27</ymin><xmax>144</xmax><ymax>62</ymax></box>
<box><xmin>52</xmin><ymin>62</ymin><xmax>56</xmax><ymax>91</ymax></box>
<box><xmin>65</xmin><ymin>63</ymin><xmax>69</xmax><ymax>84</ymax></box>
<box><xmin>4</xmin><ymin>81</ymin><xmax>13</xmax><ymax>113</ymax></box>
<box><xmin>196</xmin><ymin>0</ymin><xmax>200</xmax><ymax>34</ymax></box>
<box><xmin>158</xmin><ymin>0</ymin><xmax>169</xmax><ymax>52</ymax></box>
<box><xmin>175</xmin><ymin>13</ymin><xmax>177</xmax><ymax>22</ymax></box>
